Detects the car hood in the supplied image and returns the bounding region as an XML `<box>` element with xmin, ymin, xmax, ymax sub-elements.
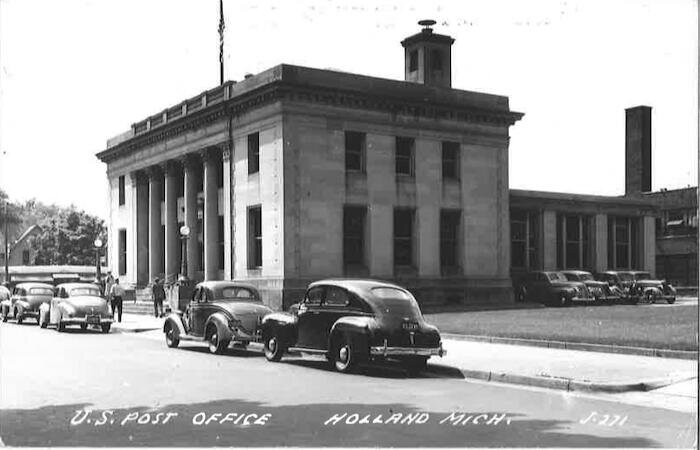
<box><xmin>62</xmin><ymin>296</ymin><xmax>110</xmax><ymax>313</ymax></box>
<box><xmin>583</xmin><ymin>280</ymin><xmax>607</xmax><ymax>289</ymax></box>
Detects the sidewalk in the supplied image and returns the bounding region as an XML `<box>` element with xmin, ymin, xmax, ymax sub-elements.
<box><xmin>111</xmin><ymin>313</ymin><xmax>164</xmax><ymax>333</ymax></box>
<box><xmin>437</xmin><ymin>338</ymin><xmax>698</xmax><ymax>393</ymax></box>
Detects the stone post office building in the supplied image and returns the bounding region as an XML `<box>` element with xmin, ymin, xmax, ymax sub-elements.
<box><xmin>97</xmin><ymin>23</ymin><xmax>662</xmax><ymax>309</ymax></box>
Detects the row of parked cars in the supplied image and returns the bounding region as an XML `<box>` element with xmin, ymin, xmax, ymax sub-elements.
<box><xmin>0</xmin><ymin>278</ymin><xmax>447</xmax><ymax>375</ymax></box>
<box><xmin>515</xmin><ymin>270</ymin><xmax>677</xmax><ymax>306</ymax></box>
<box><xmin>0</xmin><ymin>282</ymin><xmax>113</xmax><ymax>332</ymax></box>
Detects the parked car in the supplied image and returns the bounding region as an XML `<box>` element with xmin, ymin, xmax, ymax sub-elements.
<box><xmin>162</xmin><ymin>281</ymin><xmax>272</xmax><ymax>354</ymax></box>
<box><xmin>260</xmin><ymin>279</ymin><xmax>446</xmax><ymax>374</ymax></box>
<box><xmin>515</xmin><ymin>271</ymin><xmax>591</xmax><ymax>306</ymax></box>
<box><xmin>39</xmin><ymin>282</ymin><xmax>113</xmax><ymax>332</ymax></box>
<box><xmin>593</xmin><ymin>271</ymin><xmax>631</xmax><ymax>302</ymax></box>
<box><xmin>622</xmin><ymin>271</ymin><xmax>677</xmax><ymax>304</ymax></box>
<box><xmin>560</xmin><ymin>270</ymin><xmax>620</xmax><ymax>304</ymax></box>
<box><xmin>1</xmin><ymin>282</ymin><xmax>54</xmax><ymax>324</ymax></box>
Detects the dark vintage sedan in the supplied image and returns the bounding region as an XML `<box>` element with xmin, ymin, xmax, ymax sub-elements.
<box><xmin>260</xmin><ymin>279</ymin><xmax>446</xmax><ymax>374</ymax></box>
<box><xmin>1</xmin><ymin>282</ymin><xmax>54</xmax><ymax>324</ymax></box>
<box><xmin>39</xmin><ymin>283</ymin><xmax>113</xmax><ymax>332</ymax></box>
<box><xmin>623</xmin><ymin>271</ymin><xmax>677</xmax><ymax>304</ymax></box>
<box><xmin>593</xmin><ymin>271</ymin><xmax>632</xmax><ymax>302</ymax></box>
<box><xmin>163</xmin><ymin>281</ymin><xmax>273</xmax><ymax>354</ymax></box>
<box><xmin>515</xmin><ymin>271</ymin><xmax>591</xmax><ymax>306</ymax></box>
<box><xmin>560</xmin><ymin>270</ymin><xmax>620</xmax><ymax>304</ymax></box>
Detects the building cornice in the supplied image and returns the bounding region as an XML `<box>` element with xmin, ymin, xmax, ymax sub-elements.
<box><xmin>96</xmin><ymin>65</ymin><xmax>524</xmax><ymax>164</ymax></box>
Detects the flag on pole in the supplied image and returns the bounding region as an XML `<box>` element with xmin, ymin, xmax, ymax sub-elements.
<box><xmin>218</xmin><ymin>0</ymin><xmax>225</xmax><ymax>84</ymax></box>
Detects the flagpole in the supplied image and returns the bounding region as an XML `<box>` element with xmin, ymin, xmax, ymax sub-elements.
<box><xmin>219</xmin><ymin>0</ymin><xmax>225</xmax><ymax>85</ymax></box>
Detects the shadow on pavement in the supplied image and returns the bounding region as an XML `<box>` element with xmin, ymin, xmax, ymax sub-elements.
<box><xmin>0</xmin><ymin>399</ymin><xmax>661</xmax><ymax>447</ymax></box>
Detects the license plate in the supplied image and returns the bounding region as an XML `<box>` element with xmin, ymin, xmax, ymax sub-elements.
<box><xmin>402</xmin><ymin>322</ymin><xmax>418</xmax><ymax>331</ymax></box>
<box><xmin>87</xmin><ymin>315</ymin><xmax>100</xmax><ymax>325</ymax></box>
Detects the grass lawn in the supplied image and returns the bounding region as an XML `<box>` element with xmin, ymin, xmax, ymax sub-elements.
<box><xmin>425</xmin><ymin>304</ymin><xmax>699</xmax><ymax>351</ymax></box>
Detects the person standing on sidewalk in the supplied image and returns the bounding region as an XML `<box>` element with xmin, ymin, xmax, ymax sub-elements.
<box><xmin>109</xmin><ymin>278</ymin><xmax>124</xmax><ymax>323</ymax></box>
<box><xmin>152</xmin><ymin>278</ymin><xmax>166</xmax><ymax>318</ymax></box>
<box><xmin>104</xmin><ymin>272</ymin><xmax>114</xmax><ymax>300</ymax></box>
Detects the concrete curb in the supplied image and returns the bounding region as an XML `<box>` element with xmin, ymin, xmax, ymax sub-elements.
<box><xmin>442</xmin><ymin>333</ymin><xmax>699</xmax><ymax>360</ymax></box>
<box><xmin>436</xmin><ymin>365</ymin><xmax>697</xmax><ymax>393</ymax></box>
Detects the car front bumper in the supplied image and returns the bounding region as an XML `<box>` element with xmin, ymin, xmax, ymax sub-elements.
<box><xmin>370</xmin><ymin>343</ymin><xmax>446</xmax><ymax>358</ymax></box>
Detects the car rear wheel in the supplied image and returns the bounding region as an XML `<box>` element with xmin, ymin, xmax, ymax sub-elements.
<box><xmin>645</xmin><ymin>292</ymin><xmax>655</xmax><ymax>304</ymax></box>
<box><xmin>206</xmin><ymin>325</ymin><xmax>229</xmax><ymax>354</ymax></box>
<box><xmin>101</xmin><ymin>323</ymin><xmax>111</xmax><ymax>333</ymax></box>
<box><xmin>333</xmin><ymin>336</ymin><xmax>357</xmax><ymax>374</ymax></box>
<box><xmin>667</xmin><ymin>297</ymin><xmax>676</xmax><ymax>304</ymax></box>
<box><xmin>264</xmin><ymin>334</ymin><xmax>285</xmax><ymax>362</ymax></box>
<box><xmin>164</xmin><ymin>323</ymin><xmax>179</xmax><ymax>348</ymax></box>
<box><xmin>557</xmin><ymin>294</ymin><xmax>569</xmax><ymax>307</ymax></box>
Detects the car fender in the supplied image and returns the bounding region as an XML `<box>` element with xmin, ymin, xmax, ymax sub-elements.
<box><xmin>163</xmin><ymin>314</ymin><xmax>187</xmax><ymax>339</ymax></box>
<box><xmin>328</xmin><ymin>316</ymin><xmax>374</xmax><ymax>352</ymax></box>
<box><xmin>643</xmin><ymin>286</ymin><xmax>662</xmax><ymax>297</ymax></box>
<box><xmin>260</xmin><ymin>312</ymin><xmax>297</xmax><ymax>346</ymax></box>
<box><xmin>550</xmin><ymin>287</ymin><xmax>575</xmax><ymax>299</ymax></box>
<box><xmin>204</xmin><ymin>312</ymin><xmax>233</xmax><ymax>342</ymax></box>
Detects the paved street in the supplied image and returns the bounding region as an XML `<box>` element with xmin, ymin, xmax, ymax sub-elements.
<box><xmin>0</xmin><ymin>321</ymin><xmax>697</xmax><ymax>447</ymax></box>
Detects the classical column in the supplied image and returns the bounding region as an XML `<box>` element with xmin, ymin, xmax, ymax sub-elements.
<box><xmin>202</xmin><ymin>148</ymin><xmax>221</xmax><ymax>280</ymax></box>
<box><xmin>147</xmin><ymin>166</ymin><xmax>164</xmax><ymax>282</ymax></box>
<box><xmin>221</xmin><ymin>144</ymin><xmax>232</xmax><ymax>280</ymax></box>
<box><xmin>135</xmin><ymin>171</ymin><xmax>149</xmax><ymax>286</ymax></box>
<box><xmin>183</xmin><ymin>154</ymin><xmax>201</xmax><ymax>278</ymax></box>
<box><xmin>163</xmin><ymin>161</ymin><xmax>180</xmax><ymax>282</ymax></box>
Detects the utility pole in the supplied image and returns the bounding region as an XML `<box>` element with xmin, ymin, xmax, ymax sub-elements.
<box><xmin>3</xmin><ymin>199</ymin><xmax>8</xmax><ymax>284</ymax></box>
<box><xmin>219</xmin><ymin>0</ymin><xmax>225</xmax><ymax>85</ymax></box>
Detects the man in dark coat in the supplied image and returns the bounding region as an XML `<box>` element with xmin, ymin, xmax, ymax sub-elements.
<box><xmin>152</xmin><ymin>278</ymin><xmax>166</xmax><ymax>318</ymax></box>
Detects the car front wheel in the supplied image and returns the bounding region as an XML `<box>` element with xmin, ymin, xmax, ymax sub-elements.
<box><xmin>206</xmin><ymin>326</ymin><xmax>229</xmax><ymax>354</ymax></box>
<box><xmin>164</xmin><ymin>323</ymin><xmax>179</xmax><ymax>348</ymax></box>
<box><xmin>333</xmin><ymin>336</ymin><xmax>357</xmax><ymax>373</ymax></box>
<box><xmin>264</xmin><ymin>334</ymin><xmax>284</xmax><ymax>362</ymax></box>
<box><xmin>667</xmin><ymin>297</ymin><xmax>676</xmax><ymax>304</ymax></box>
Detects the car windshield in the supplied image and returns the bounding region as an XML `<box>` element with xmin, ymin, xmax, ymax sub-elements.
<box><xmin>579</xmin><ymin>273</ymin><xmax>594</xmax><ymax>281</ymax></box>
<box><xmin>563</xmin><ymin>273</ymin><xmax>579</xmax><ymax>281</ymax></box>
<box><xmin>69</xmin><ymin>287</ymin><xmax>101</xmax><ymax>297</ymax></box>
<box><xmin>29</xmin><ymin>287</ymin><xmax>53</xmax><ymax>296</ymax></box>
<box><xmin>547</xmin><ymin>273</ymin><xmax>567</xmax><ymax>282</ymax></box>
<box><xmin>219</xmin><ymin>287</ymin><xmax>260</xmax><ymax>302</ymax></box>
<box><xmin>634</xmin><ymin>272</ymin><xmax>652</xmax><ymax>281</ymax></box>
<box><xmin>371</xmin><ymin>287</ymin><xmax>422</xmax><ymax>318</ymax></box>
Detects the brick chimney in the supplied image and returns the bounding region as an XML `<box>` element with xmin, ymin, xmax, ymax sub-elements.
<box><xmin>625</xmin><ymin>106</ymin><xmax>652</xmax><ymax>196</ymax></box>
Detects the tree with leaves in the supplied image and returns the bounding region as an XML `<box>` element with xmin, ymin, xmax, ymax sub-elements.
<box><xmin>31</xmin><ymin>210</ymin><xmax>107</xmax><ymax>266</ymax></box>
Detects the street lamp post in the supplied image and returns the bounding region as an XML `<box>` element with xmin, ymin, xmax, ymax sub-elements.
<box><xmin>179</xmin><ymin>225</ymin><xmax>190</xmax><ymax>283</ymax></box>
<box><xmin>93</xmin><ymin>238</ymin><xmax>103</xmax><ymax>285</ymax></box>
<box><xmin>3</xmin><ymin>199</ymin><xmax>8</xmax><ymax>285</ymax></box>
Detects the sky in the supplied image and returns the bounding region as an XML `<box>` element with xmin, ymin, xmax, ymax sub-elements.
<box><xmin>0</xmin><ymin>0</ymin><xmax>697</xmax><ymax>219</ymax></box>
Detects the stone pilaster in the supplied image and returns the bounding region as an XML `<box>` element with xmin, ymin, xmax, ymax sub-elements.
<box><xmin>221</xmin><ymin>144</ymin><xmax>232</xmax><ymax>280</ymax></box>
<box><xmin>134</xmin><ymin>171</ymin><xmax>149</xmax><ymax>286</ymax></box>
<box><xmin>163</xmin><ymin>161</ymin><xmax>181</xmax><ymax>281</ymax></box>
<box><xmin>594</xmin><ymin>214</ymin><xmax>608</xmax><ymax>272</ymax></box>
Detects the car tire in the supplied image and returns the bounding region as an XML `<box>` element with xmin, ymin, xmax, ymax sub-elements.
<box><xmin>404</xmin><ymin>356</ymin><xmax>428</xmax><ymax>375</ymax></box>
<box><xmin>557</xmin><ymin>294</ymin><xmax>568</xmax><ymax>307</ymax></box>
<box><xmin>516</xmin><ymin>287</ymin><xmax>527</xmax><ymax>303</ymax></box>
<box><xmin>667</xmin><ymin>297</ymin><xmax>676</xmax><ymax>305</ymax></box>
<box><xmin>164</xmin><ymin>323</ymin><xmax>179</xmax><ymax>348</ymax></box>
<box><xmin>645</xmin><ymin>292</ymin><xmax>655</xmax><ymax>304</ymax></box>
<box><xmin>101</xmin><ymin>323</ymin><xmax>111</xmax><ymax>334</ymax></box>
<box><xmin>333</xmin><ymin>335</ymin><xmax>357</xmax><ymax>374</ymax></box>
<box><xmin>264</xmin><ymin>333</ymin><xmax>285</xmax><ymax>362</ymax></box>
<box><xmin>206</xmin><ymin>325</ymin><xmax>229</xmax><ymax>355</ymax></box>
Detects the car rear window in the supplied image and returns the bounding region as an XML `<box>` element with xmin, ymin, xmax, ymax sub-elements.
<box><xmin>371</xmin><ymin>287</ymin><xmax>422</xmax><ymax>318</ymax></box>
<box><xmin>29</xmin><ymin>288</ymin><xmax>53</xmax><ymax>296</ymax></box>
<box><xmin>69</xmin><ymin>288</ymin><xmax>101</xmax><ymax>297</ymax></box>
<box><xmin>547</xmin><ymin>273</ymin><xmax>567</xmax><ymax>282</ymax></box>
<box><xmin>220</xmin><ymin>287</ymin><xmax>259</xmax><ymax>301</ymax></box>
<box><xmin>372</xmin><ymin>287</ymin><xmax>412</xmax><ymax>299</ymax></box>
<box><xmin>635</xmin><ymin>273</ymin><xmax>651</xmax><ymax>281</ymax></box>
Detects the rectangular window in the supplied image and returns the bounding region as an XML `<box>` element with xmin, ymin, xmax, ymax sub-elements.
<box><xmin>393</xmin><ymin>209</ymin><xmax>414</xmax><ymax>267</ymax></box>
<box><xmin>248</xmin><ymin>132</ymin><xmax>260</xmax><ymax>175</ymax></box>
<box><xmin>608</xmin><ymin>216</ymin><xmax>639</xmax><ymax>269</ymax></box>
<box><xmin>118</xmin><ymin>229</ymin><xmax>127</xmax><ymax>276</ymax></box>
<box><xmin>409</xmin><ymin>50</ymin><xmax>418</xmax><ymax>72</ymax></box>
<box><xmin>395</xmin><ymin>137</ymin><xmax>415</xmax><ymax>176</ymax></box>
<box><xmin>440</xmin><ymin>210</ymin><xmax>461</xmax><ymax>269</ymax></box>
<box><xmin>248</xmin><ymin>206</ymin><xmax>262</xmax><ymax>269</ymax></box>
<box><xmin>345</xmin><ymin>131</ymin><xmax>366</xmax><ymax>172</ymax></box>
<box><xmin>118</xmin><ymin>176</ymin><xmax>125</xmax><ymax>206</ymax></box>
<box><xmin>511</xmin><ymin>210</ymin><xmax>540</xmax><ymax>270</ymax></box>
<box><xmin>343</xmin><ymin>206</ymin><xmax>366</xmax><ymax>267</ymax></box>
<box><xmin>557</xmin><ymin>214</ymin><xmax>591</xmax><ymax>269</ymax></box>
<box><xmin>442</xmin><ymin>141</ymin><xmax>460</xmax><ymax>180</ymax></box>
<box><xmin>22</xmin><ymin>250</ymin><xmax>30</xmax><ymax>265</ymax></box>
